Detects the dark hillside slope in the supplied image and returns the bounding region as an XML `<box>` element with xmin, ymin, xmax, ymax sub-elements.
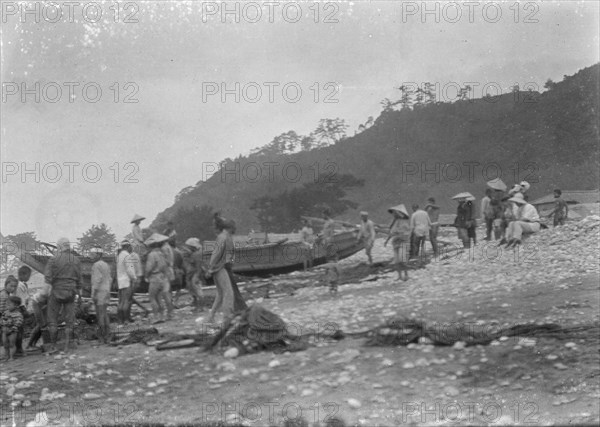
<box><xmin>153</xmin><ymin>64</ymin><xmax>599</xmax><ymax>231</ymax></box>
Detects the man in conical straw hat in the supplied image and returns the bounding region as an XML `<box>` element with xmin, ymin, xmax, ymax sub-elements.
<box><xmin>384</xmin><ymin>204</ymin><xmax>411</xmax><ymax>281</ymax></box>
<box><xmin>452</xmin><ymin>193</ymin><xmax>476</xmax><ymax>248</ymax></box>
<box><xmin>486</xmin><ymin>179</ymin><xmax>508</xmax><ymax>240</ymax></box>
<box><xmin>499</xmin><ymin>193</ymin><xmax>540</xmax><ymax>248</ymax></box>
<box><xmin>130</xmin><ymin>214</ymin><xmax>146</xmax><ymax>254</ymax></box>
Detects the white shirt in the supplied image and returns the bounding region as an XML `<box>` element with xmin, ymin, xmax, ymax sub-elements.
<box><xmin>117</xmin><ymin>251</ymin><xmax>136</xmax><ymax>289</ymax></box>
<box><xmin>29</xmin><ymin>283</ymin><xmax>51</xmax><ymax>310</ymax></box>
<box><xmin>516</xmin><ymin>203</ymin><xmax>540</xmax><ymax>222</ymax></box>
<box><xmin>410</xmin><ymin>210</ymin><xmax>432</xmax><ymax>237</ymax></box>
<box><xmin>16</xmin><ymin>281</ymin><xmax>30</xmax><ymax>308</ymax></box>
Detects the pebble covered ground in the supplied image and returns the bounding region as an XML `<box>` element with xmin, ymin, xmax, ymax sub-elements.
<box><xmin>1</xmin><ymin>217</ymin><xmax>599</xmax><ymax>426</ymax></box>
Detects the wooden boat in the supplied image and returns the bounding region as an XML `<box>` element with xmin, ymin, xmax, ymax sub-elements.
<box><xmin>4</xmin><ymin>229</ymin><xmax>364</xmax><ymax>296</ymax></box>
<box><xmin>203</xmin><ymin>229</ymin><xmax>363</xmax><ymax>276</ymax></box>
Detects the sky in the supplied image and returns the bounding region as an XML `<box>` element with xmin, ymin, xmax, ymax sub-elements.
<box><xmin>1</xmin><ymin>0</ymin><xmax>599</xmax><ymax>242</ymax></box>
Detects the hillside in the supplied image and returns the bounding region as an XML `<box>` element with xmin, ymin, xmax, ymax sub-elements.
<box><xmin>153</xmin><ymin>64</ymin><xmax>600</xmax><ymax>233</ymax></box>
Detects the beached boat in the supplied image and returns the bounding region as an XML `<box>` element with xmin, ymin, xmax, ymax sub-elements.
<box><xmin>204</xmin><ymin>229</ymin><xmax>363</xmax><ymax>276</ymax></box>
<box><xmin>7</xmin><ymin>230</ymin><xmax>363</xmax><ymax>296</ymax></box>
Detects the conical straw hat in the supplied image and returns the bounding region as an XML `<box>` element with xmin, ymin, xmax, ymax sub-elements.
<box><xmin>388</xmin><ymin>204</ymin><xmax>409</xmax><ymax>218</ymax></box>
<box><xmin>131</xmin><ymin>214</ymin><xmax>146</xmax><ymax>223</ymax></box>
<box><xmin>487</xmin><ymin>178</ymin><xmax>507</xmax><ymax>191</ymax></box>
<box><xmin>452</xmin><ymin>192</ymin><xmax>474</xmax><ymax>200</ymax></box>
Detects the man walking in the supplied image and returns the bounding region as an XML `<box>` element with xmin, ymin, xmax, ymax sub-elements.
<box><xmin>356</xmin><ymin>211</ymin><xmax>376</xmax><ymax>265</ymax></box>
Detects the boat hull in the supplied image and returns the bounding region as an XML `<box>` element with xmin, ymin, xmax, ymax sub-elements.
<box><xmin>17</xmin><ymin>230</ymin><xmax>363</xmax><ymax>294</ymax></box>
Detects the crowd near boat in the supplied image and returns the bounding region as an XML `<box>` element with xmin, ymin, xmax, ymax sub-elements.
<box><xmin>0</xmin><ymin>178</ymin><xmax>570</xmax><ymax>359</ymax></box>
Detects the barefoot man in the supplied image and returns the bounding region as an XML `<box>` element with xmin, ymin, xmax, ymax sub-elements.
<box><xmin>356</xmin><ymin>211</ymin><xmax>376</xmax><ymax>265</ymax></box>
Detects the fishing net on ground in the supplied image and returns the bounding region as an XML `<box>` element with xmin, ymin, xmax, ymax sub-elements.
<box><xmin>363</xmin><ymin>317</ymin><xmax>600</xmax><ymax>347</ymax></box>
<box><xmin>206</xmin><ymin>305</ymin><xmax>309</xmax><ymax>355</ymax></box>
<box><xmin>110</xmin><ymin>327</ymin><xmax>160</xmax><ymax>345</ymax></box>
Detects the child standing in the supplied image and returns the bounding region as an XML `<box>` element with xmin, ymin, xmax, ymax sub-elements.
<box><xmin>2</xmin><ymin>296</ymin><xmax>24</xmax><ymax>361</ymax></box>
<box><xmin>546</xmin><ymin>189</ymin><xmax>569</xmax><ymax>227</ymax></box>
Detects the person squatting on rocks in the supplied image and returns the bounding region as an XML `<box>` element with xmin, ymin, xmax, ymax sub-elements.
<box><xmin>385</xmin><ymin>204</ymin><xmax>411</xmax><ymax>281</ymax></box>
<box><xmin>409</xmin><ymin>204</ymin><xmax>431</xmax><ymax>259</ymax></box>
<box><xmin>356</xmin><ymin>211</ymin><xmax>376</xmax><ymax>265</ymax></box>
<box><xmin>206</xmin><ymin>215</ymin><xmax>237</xmax><ymax>323</ymax></box>
<box><xmin>1</xmin><ymin>296</ymin><xmax>23</xmax><ymax>361</ymax></box>
<box><xmin>453</xmin><ymin>193</ymin><xmax>476</xmax><ymax>249</ymax></box>
<box><xmin>116</xmin><ymin>240</ymin><xmax>137</xmax><ymax>324</ymax></box>
<box><xmin>546</xmin><ymin>189</ymin><xmax>569</xmax><ymax>227</ymax></box>
<box><xmin>425</xmin><ymin>198</ymin><xmax>440</xmax><ymax>256</ymax></box>
<box><xmin>44</xmin><ymin>237</ymin><xmax>82</xmax><ymax>354</ymax></box>
<box><xmin>499</xmin><ymin>192</ymin><xmax>541</xmax><ymax>248</ymax></box>
<box><xmin>181</xmin><ymin>237</ymin><xmax>205</xmax><ymax>311</ymax></box>
<box><xmin>90</xmin><ymin>247</ymin><xmax>111</xmax><ymax>343</ymax></box>
<box><xmin>145</xmin><ymin>233</ymin><xmax>174</xmax><ymax>323</ymax></box>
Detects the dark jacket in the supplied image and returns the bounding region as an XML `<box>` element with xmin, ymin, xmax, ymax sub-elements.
<box><xmin>454</xmin><ymin>201</ymin><xmax>475</xmax><ymax>228</ymax></box>
<box><xmin>44</xmin><ymin>250</ymin><xmax>81</xmax><ymax>292</ymax></box>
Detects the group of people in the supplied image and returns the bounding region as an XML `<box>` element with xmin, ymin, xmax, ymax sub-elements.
<box><xmin>476</xmin><ymin>180</ymin><xmax>568</xmax><ymax>248</ymax></box>
<box><xmin>0</xmin><ymin>239</ymin><xmax>84</xmax><ymax>357</ymax></box>
<box><xmin>116</xmin><ymin>213</ymin><xmax>247</xmax><ymax>327</ymax></box>
<box><xmin>352</xmin><ymin>179</ymin><xmax>570</xmax><ymax>282</ymax></box>
<box><xmin>0</xmin><ymin>266</ymin><xmax>31</xmax><ymax>360</ymax></box>
<box><xmin>383</xmin><ymin>202</ymin><xmax>440</xmax><ymax>282</ymax></box>
<box><xmin>0</xmin><ymin>212</ymin><xmax>250</xmax><ymax>358</ymax></box>
<box><xmin>2</xmin><ymin>182</ymin><xmax>571</xmax><ymax>355</ymax></box>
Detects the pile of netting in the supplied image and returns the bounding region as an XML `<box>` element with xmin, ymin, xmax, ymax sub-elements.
<box><xmin>362</xmin><ymin>316</ymin><xmax>600</xmax><ymax>347</ymax></box>
<box><xmin>205</xmin><ymin>305</ymin><xmax>310</xmax><ymax>355</ymax></box>
<box><xmin>109</xmin><ymin>327</ymin><xmax>159</xmax><ymax>345</ymax></box>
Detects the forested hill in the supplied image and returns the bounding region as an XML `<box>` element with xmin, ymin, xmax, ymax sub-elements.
<box><xmin>153</xmin><ymin>63</ymin><xmax>599</xmax><ymax>235</ymax></box>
